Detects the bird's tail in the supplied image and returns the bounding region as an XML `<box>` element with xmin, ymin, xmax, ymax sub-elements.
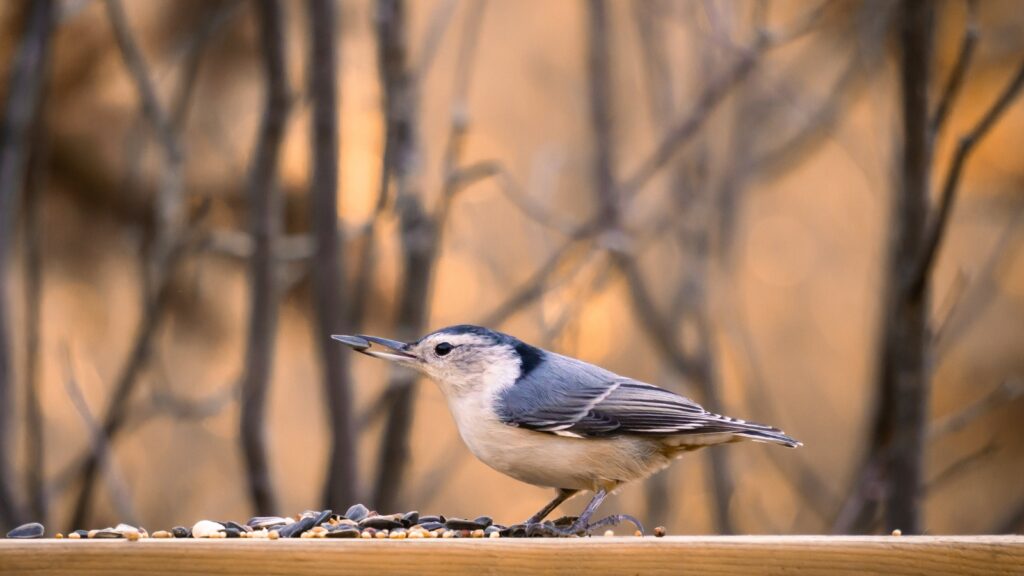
<box><xmin>707</xmin><ymin>413</ymin><xmax>802</xmax><ymax>448</ymax></box>
<box><xmin>735</xmin><ymin>427</ymin><xmax>802</xmax><ymax>448</ymax></box>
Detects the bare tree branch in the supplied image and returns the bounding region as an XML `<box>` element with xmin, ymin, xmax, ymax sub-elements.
<box><xmin>618</xmin><ymin>38</ymin><xmax>760</xmax><ymax>199</ymax></box>
<box><xmin>104</xmin><ymin>0</ymin><xmax>186</xmax><ymax>272</ymax></box>
<box><xmin>482</xmin><ymin>223</ymin><xmax>598</xmax><ymax>327</ymax></box>
<box><xmin>883</xmin><ymin>0</ymin><xmax>934</xmax><ymax>534</ymax></box>
<box><xmin>306</xmin><ymin>0</ymin><xmax>359</xmax><ymax>510</ymax></box>
<box><xmin>934</xmin><ymin>206</ymin><xmax>1024</xmax><ymax>357</ymax></box>
<box><xmin>908</xmin><ymin>58</ymin><xmax>1024</xmax><ymax>298</ymax></box>
<box><xmin>0</xmin><ymin>0</ymin><xmax>55</xmax><ymax>529</ymax></box>
<box><xmin>994</xmin><ymin>500</ymin><xmax>1024</xmax><ymax>534</ymax></box>
<box><xmin>618</xmin><ymin>0</ymin><xmax>834</xmax><ymax>202</ymax></box>
<box><xmin>412</xmin><ymin>0</ymin><xmax>459</xmax><ymax>80</ymax></box>
<box><xmin>929</xmin><ymin>0</ymin><xmax>978</xmax><ymax>139</ymax></box>
<box><xmin>60</xmin><ymin>345</ymin><xmax>139</xmax><ymax>528</ymax></box>
<box><xmin>67</xmin><ymin>223</ymin><xmax>203</xmax><ymax>531</ymax></box>
<box><xmin>925</xmin><ymin>439</ymin><xmax>998</xmax><ymax>491</ymax></box>
<box><xmin>46</xmin><ymin>369</ymin><xmax>237</xmax><ymax>502</ymax></box>
<box><xmin>373</xmin><ymin>0</ymin><xmax>488</xmax><ymax>513</ymax></box>
<box><xmin>370</xmin><ymin>0</ymin><xmax>423</xmax><ymax>514</ymax></box>
<box><xmin>21</xmin><ymin>68</ymin><xmax>51</xmax><ymax>523</ymax></box>
<box><xmin>722</xmin><ymin>290</ymin><xmax>837</xmax><ymax>525</ymax></box>
<box><xmin>67</xmin><ymin>0</ymin><xmax>199</xmax><ymax>530</ymax></box>
<box><xmin>930</xmin><ymin>379</ymin><xmax>1023</xmax><ymax>439</ymax></box>
<box><xmin>239</xmin><ymin>0</ymin><xmax>291</xmax><ymax>516</ymax></box>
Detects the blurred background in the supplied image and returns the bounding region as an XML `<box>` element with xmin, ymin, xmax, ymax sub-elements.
<box><xmin>0</xmin><ymin>0</ymin><xmax>1022</xmax><ymax>537</ymax></box>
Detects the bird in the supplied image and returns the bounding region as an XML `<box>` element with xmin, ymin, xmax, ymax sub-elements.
<box><xmin>333</xmin><ymin>324</ymin><xmax>800</xmax><ymax>536</ymax></box>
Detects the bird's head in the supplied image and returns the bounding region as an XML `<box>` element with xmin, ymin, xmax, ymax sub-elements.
<box><xmin>333</xmin><ymin>324</ymin><xmax>543</xmax><ymax>397</ymax></box>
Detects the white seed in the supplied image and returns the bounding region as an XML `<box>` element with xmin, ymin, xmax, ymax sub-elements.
<box><xmin>191</xmin><ymin>520</ymin><xmax>226</xmax><ymax>539</ymax></box>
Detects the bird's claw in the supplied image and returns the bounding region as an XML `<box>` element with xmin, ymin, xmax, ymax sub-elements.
<box><xmin>513</xmin><ymin>514</ymin><xmax>644</xmax><ymax>537</ymax></box>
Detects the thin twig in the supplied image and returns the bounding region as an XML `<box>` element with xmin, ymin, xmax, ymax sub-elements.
<box><xmin>724</xmin><ymin>291</ymin><xmax>836</xmax><ymax>524</ymax></box>
<box><xmin>481</xmin><ymin>223</ymin><xmax>598</xmax><ymax>327</ymax></box>
<box><xmin>105</xmin><ymin>0</ymin><xmax>186</xmax><ymax>269</ymax></box>
<box><xmin>46</xmin><ymin>370</ymin><xmax>237</xmax><ymax>501</ymax></box>
<box><xmin>935</xmin><ymin>207</ymin><xmax>1024</xmax><ymax>356</ymax></box>
<box><xmin>908</xmin><ymin>58</ymin><xmax>1024</xmax><ymax>298</ymax></box>
<box><xmin>619</xmin><ymin>0</ymin><xmax>833</xmax><ymax>201</ymax></box>
<box><xmin>239</xmin><ymin>0</ymin><xmax>291</xmax><ymax>516</ymax></box>
<box><xmin>925</xmin><ymin>440</ymin><xmax>999</xmax><ymax>491</ymax></box>
<box><xmin>0</xmin><ymin>0</ymin><xmax>55</xmax><ymax>529</ymax></box>
<box><xmin>412</xmin><ymin>0</ymin><xmax>459</xmax><ymax>80</ymax></box>
<box><xmin>929</xmin><ymin>380</ymin><xmax>1023</xmax><ymax>439</ymax></box>
<box><xmin>104</xmin><ymin>0</ymin><xmax>179</xmax><ymax>160</ymax></box>
<box><xmin>744</xmin><ymin>45</ymin><xmax>866</xmax><ymax>181</ymax></box>
<box><xmin>22</xmin><ymin>70</ymin><xmax>50</xmax><ymax>522</ymax></box>
<box><xmin>994</xmin><ymin>500</ymin><xmax>1024</xmax><ymax>534</ymax></box>
<box><xmin>307</xmin><ymin>0</ymin><xmax>359</xmax><ymax>510</ymax></box>
<box><xmin>929</xmin><ymin>0</ymin><xmax>978</xmax><ymax>138</ymax></box>
<box><xmin>66</xmin><ymin>224</ymin><xmax>202</xmax><ymax>531</ymax></box>
<box><xmin>618</xmin><ymin>37</ymin><xmax>761</xmax><ymax>199</ymax></box>
<box><xmin>60</xmin><ymin>345</ymin><xmax>139</xmax><ymax>528</ymax></box>
<box><xmin>931</xmin><ymin>269</ymin><xmax>968</xmax><ymax>345</ymax></box>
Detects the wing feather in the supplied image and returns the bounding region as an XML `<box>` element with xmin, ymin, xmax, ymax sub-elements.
<box><xmin>495</xmin><ymin>353</ymin><xmax>799</xmax><ymax>446</ymax></box>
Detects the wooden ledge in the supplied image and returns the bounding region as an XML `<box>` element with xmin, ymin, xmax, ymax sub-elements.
<box><xmin>0</xmin><ymin>535</ymin><xmax>1021</xmax><ymax>575</ymax></box>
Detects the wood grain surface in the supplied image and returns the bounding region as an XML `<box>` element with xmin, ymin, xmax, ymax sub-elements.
<box><xmin>0</xmin><ymin>535</ymin><xmax>1021</xmax><ymax>575</ymax></box>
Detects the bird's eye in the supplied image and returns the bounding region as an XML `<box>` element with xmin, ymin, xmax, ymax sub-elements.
<box><xmin>434</xmin><ymin>342</ymin><xmax>454</xmax><ymax>356</ymax></box>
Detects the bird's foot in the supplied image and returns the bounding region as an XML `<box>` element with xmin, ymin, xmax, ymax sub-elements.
<box><xmin>513</xmin><ymin>514</ymin><xmax>644</xmax><ymax>537</ymax></box>
<box><xmin>583</xmin><ymin>514</ymin><xmax>644</xmax><ymax>535</ymax></box>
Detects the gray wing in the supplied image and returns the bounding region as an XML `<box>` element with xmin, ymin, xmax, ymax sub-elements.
<box><xmin>495</xmin><ymin>352</ymin><xmax>798</xmax><ymax>445</ymax></box>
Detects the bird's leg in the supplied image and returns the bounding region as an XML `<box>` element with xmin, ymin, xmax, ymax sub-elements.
<box><xmin>525</xmin><ymin>488</ymin><xmax>578</xmax><ymax>524</ymax></box>
<box><xmin>564</xmin><ymin>488</ymin><xmax>609</xmax><ymax>534</ymax></box>
<box><xmin>528</xmin><ymin>489</ymin><xmax>645</xmax><ymax>537</ymax></box>
<box><xmin>527</xmin><ymin>489</ymin><xmax>610</xmax><ymax>536</ymax></box>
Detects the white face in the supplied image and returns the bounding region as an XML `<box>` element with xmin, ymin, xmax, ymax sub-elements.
<box><xmin>405</xmin><ymin>332</ymin><xmax>523</xmax><ymax>397</ymax></box>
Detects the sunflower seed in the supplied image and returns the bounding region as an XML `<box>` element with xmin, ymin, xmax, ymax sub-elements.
<box><xmin>6</xmin><ymin>522</ymin><xmax>44</xmax><ymax>539</ymax></box>
<box><xmin>344</xmin><ymin>504</ymin><xmax>369</xmax><ymax>522</ymax></box>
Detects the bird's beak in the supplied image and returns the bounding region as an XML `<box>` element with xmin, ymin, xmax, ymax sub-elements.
<box><xmin>332</xmin><ymin>334</ymin><xmax>419</xmax><ymax>364</ymax></box>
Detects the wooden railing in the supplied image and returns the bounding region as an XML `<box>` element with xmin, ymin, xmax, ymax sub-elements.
<box><xmin>1</xmin><ymin>535</ymin><xmax>1021</xmax><ymax>575</ymax></box>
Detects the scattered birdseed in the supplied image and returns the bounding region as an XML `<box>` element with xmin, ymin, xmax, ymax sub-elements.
<box><xmin>4</xmin><ymin>504</ymin><xmax>662</xmax><ymax>541</ymax></box>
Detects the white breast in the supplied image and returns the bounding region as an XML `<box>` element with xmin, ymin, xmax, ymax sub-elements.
<box><xmin>445</xmin><ymin>392</ymin><xmax>671</xmax><ymax>491</ymax></box>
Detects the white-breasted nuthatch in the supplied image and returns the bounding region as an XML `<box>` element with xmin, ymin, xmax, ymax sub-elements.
<box><xmin>334</xmin><ymin>324</ymin><xmax>800</xmax><ymax>535</ymax></box>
